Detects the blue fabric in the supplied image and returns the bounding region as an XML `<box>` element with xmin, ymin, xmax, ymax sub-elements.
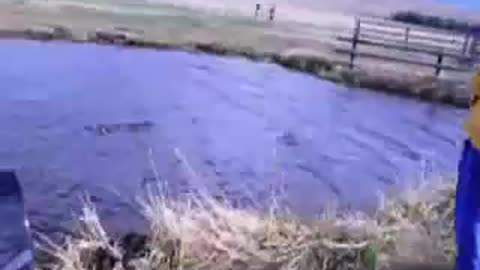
<box><xmin>457</xmin><ymin>139</ymin><xmax>480</xmax><ymax>270</ymax></box>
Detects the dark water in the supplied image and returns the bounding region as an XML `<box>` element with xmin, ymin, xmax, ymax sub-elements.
<box><xmin>0</xmin><ymin>39</ymin><xmax>467</xmax><ymax>235</ymax></box>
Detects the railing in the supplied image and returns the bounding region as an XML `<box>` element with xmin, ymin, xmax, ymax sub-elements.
<box><xmin>336</xmin><ymin>17</ymin><xmax>480</xmax><ymax>76</ymax></box>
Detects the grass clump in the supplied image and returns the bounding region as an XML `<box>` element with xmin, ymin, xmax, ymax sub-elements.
<box><xmin>36</xmin><ymin>177</ymin><xmax>457</xmax><ymax>270</ymax></box>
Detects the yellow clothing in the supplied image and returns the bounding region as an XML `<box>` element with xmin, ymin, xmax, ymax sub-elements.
<box><xmin>465</xmin><ymin>68</ymin><xmax>480</xmax><ymax>149</ymax></box>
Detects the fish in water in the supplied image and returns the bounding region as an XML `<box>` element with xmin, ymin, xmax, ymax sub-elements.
<box><xmin>84</xmin><ymin>121</ymin><xmax>154</xmax><ymax>136</ymax></box>
<box><xmin>278</xmin><ymin>131</ymin><xmax>299</xmax><ymax>147</ymax></box>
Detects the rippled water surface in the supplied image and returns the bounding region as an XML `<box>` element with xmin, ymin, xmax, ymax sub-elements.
<box><xmin>0</xmin><ymin>39</ymin><xmax>467</xmax><ymax>235</ymax></box>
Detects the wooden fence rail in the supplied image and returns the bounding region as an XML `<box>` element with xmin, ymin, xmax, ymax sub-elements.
<box><xmin>336</xmin><ymin>17</ymin><xmax>480</xmax><ymax>76</ymax></box>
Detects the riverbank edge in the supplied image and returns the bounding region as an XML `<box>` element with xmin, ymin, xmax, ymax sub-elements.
<box><xmin>0</xmin><ymin>25</ymin><xmax>471</xmax><ymax>109</ymax></box>
<box><xmin>36</xmin><ymin>180</ymin><xmax>456</xmax><ymax>270</ymax></box>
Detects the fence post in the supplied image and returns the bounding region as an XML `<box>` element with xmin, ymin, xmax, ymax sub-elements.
<box><xmin>269</xmin><ymin>5</ymin><xmax>276</xmax><ymax>21</ymax></box>
<box><xmin>405</xmin><ymin>27</ymin><xmax>410</xmax><ymax>45</ymax></box>
<box><xmin>462</xmin><ymin>33</ymin><xmax>471</xmax><ymax>56</ymax></box>
<box><xmin>350</xmin><ymin>18</ymin><xmax>360</xmax><ymax>69</ymax></box>
<box><xmin>466</xmin><ymin>35</ymin><xmax>478</xmax><ymax>57</ymax></box>
<box><xmin>470</xmin><ymin>36</ymin><xmax>479</xmax><ymax>58</ymax></box>
<box><xmin>254</xmin><ymin>3</ymin><xmax>261</xmax><ymax>19</ymax></box>
<box><xmin>435</xmin><ymin>53</ymin><xmax>443</xmax><ymax>76</ymax></box>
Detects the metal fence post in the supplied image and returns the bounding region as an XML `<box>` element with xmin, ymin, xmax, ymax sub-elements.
<box><xmin>405</xmin><ymin>27</ymin><xmax>410</xmax><ymax>45</ymax></box>
<box><xmin>269</xmin><ymin>5</ymin><xmax>276</xmax><ymax>21</ymax></box>
<box><xmin>471</xmin><ymin>37</ymin><xmax>479</xmax><ymax>58</ymax></box>
<box><xmin>462</xmin><ymin>33</ymin><xmax>471</xmax><ymax>56</ymax></box>
<box><xmin>435</xmin><ymin>53</ymin><xmax>444</xmax><ymax>76</ymax></box>
<box><xmin>350</xmin><ymin>18</ymin><xmax>361</xmax><ymax>69</ymax></box>
<box><xmin>254</xmin><ymin>3</ymin><xmax>261</xmax><ymax>19</ymax></box>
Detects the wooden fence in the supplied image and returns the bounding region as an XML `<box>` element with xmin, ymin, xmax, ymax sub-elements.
<box><xmin>336</xmin><ymin>17</ymin><xmax>480</xmax><ymax>76</ymax></box>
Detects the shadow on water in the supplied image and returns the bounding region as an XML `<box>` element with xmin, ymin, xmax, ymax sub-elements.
<box><xmin>0</xmin><ymin>39</ymin><xmax>467</xmax><ymax>235</ymax></box>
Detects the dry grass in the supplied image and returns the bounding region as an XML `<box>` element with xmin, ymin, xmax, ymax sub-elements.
<box><xmin>36</xmin><ymin>175</ymin><xmax>457</xmax><ymax>270</ymax></box>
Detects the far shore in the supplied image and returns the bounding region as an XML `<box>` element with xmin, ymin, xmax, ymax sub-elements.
<box><xmin>0</xmin><ymin>2</ymin><xmax>472</xmax><ymax>108</ymax></box>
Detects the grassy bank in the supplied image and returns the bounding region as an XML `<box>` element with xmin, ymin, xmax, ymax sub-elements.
<box><xmin>36</xmin><ymin>178</ymin><xmax>456</xmax><ymax>270</ymax></box>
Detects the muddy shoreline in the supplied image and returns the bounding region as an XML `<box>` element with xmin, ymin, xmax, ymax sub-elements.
<box><xmin>0</xmin><ymin>25</ymin><xmax>471</xmax><ymax>108</ymax></box>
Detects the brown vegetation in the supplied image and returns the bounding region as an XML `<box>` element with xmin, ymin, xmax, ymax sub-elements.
<box><xmin>36</xmin><ymin>178</ymin><xmax>456</xmax><ymax>270</ymax></box>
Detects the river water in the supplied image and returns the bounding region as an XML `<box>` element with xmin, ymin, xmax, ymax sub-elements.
<box><xmin>0</xmin><ymin>39</ymin><xmax>468</xmax><ymax>235</ymax></box>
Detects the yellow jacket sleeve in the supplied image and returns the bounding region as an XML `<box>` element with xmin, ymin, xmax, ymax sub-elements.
<box><xmin>465</xmin><ymin>68</ymin><xmax>480</xmax><ymax>149</ymax></box>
